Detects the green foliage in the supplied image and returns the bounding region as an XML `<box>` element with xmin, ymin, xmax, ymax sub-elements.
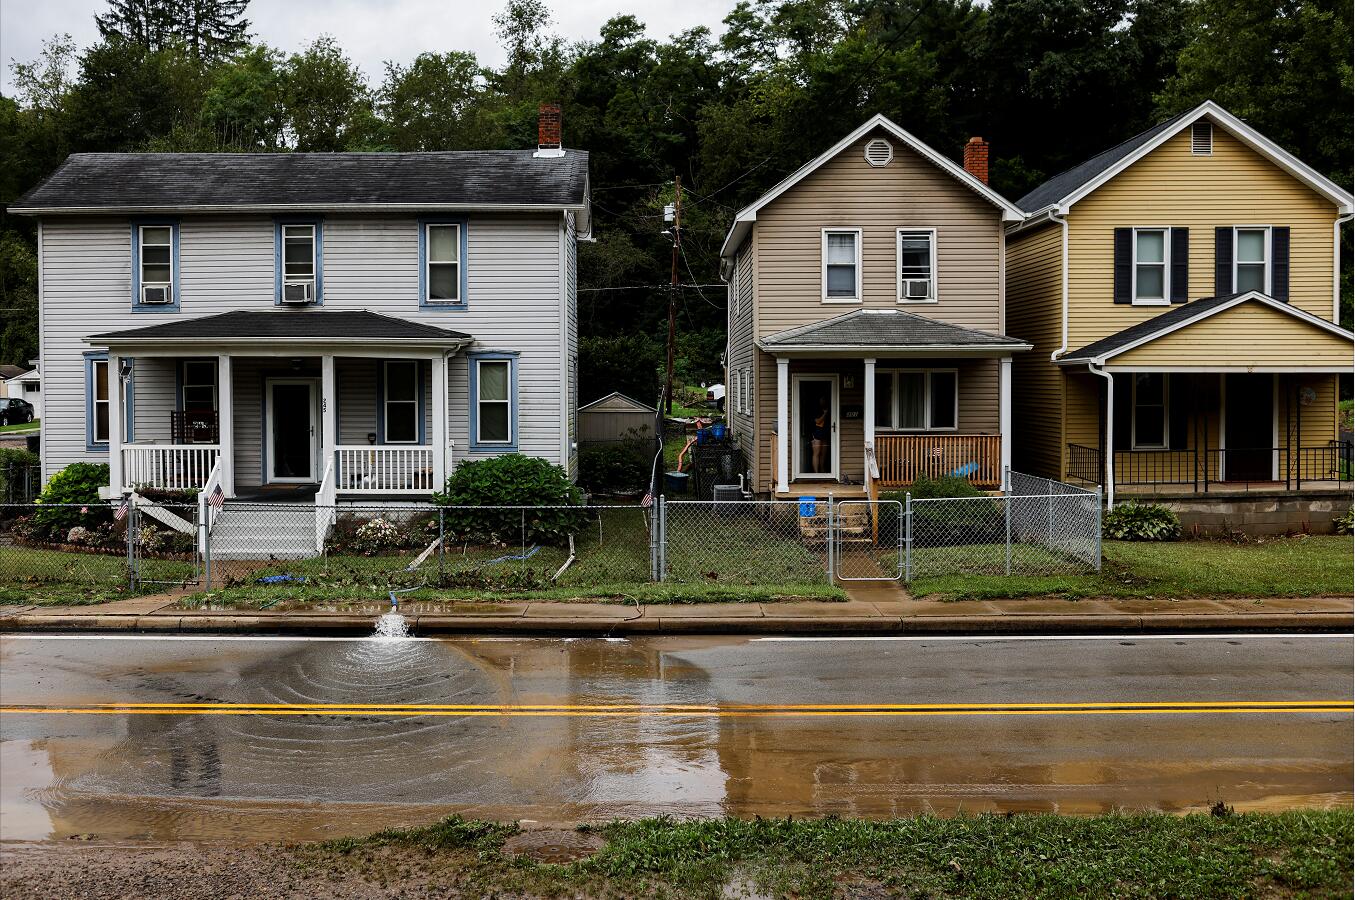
<box><xmin>1333</xmin><ymin>507</ymin><xmax>1353</xmax><ymax>535</ymax></box>
<box><xmin>282</xmin><ymin>36</ymin><xmax>377</xmax><ymax>152</ymax></box>
<box><xmin>1105</xmin><ymin>500</ymin><xmax>1182</xmax><ymax>541</ymax></box>
<box><xmin>579</xmin><ymin>444</ymin><xmax>648</xmax><ymax>494</ymax></box>
<box><xmin>580</xmin><ymin>335</ymin><xmax>661</xmax><ymax>408</ymax></box>
<box><xmin>434</xmin><ymin>454</ymin><xmax>585</xmax><ymax>545</ymax></box>
<box><xmin>30</xmin><ymin>463</ymin><xmax>113</xmax><ymax>539</ymax></box>
<box><xmin>888</xmin><ymin>473</ymin><xmax>986</xmax><ymax>500</ymax></box>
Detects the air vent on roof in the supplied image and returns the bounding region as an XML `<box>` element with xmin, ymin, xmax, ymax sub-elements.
<box><xmin>1191</xmin><ymin>121</ymin><xmax>1212</xmax><ymax>155</ymax></box>
<box><xmin>864</xmin><ymin>138</ymin><xmax>893</xmax><ymax>167</ymax></box>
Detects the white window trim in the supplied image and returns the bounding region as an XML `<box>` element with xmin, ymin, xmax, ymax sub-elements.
<box><xmin>382</xmin><ymin>360</ymin><xmax>420</xmax><ymax>444</ymax></box>
<box><xmin>874</xmin><ymin>368</ymin><xmax>959</xmax><ymax>433</ymax></box>
<box><xmin>282</xmin><ymin>223</ymin><xmax>317</xmax><ymax>284</ymax></box>
<box><xmin>821</xmin><ymin>227</ymin><xmax>863</xmax><ymax>303</ymax></box>
<box><xmin>896</xmin><ymin>228</ymin><xmax>938</xmax><ymax>303</ymax></box>
<box><xmin>92</xmin><ymin>359</ymin><xmax>110</xmax><ymax>444</ymax></box>
<box><xmin>1130</xmin><ymin>226</ymin><xmax>1171</xmax><ymax>306</ymax></box>
<box><xmin>744</xmin><ymin>368</ymin><xmax>753</xmax><ymax>415</ymax></box>
<box><xmin>1232</xmin><ymin>225</ymin><xmax>1272</xmax><ymax>295</ymax></box>
<box><xmin>1130</xmin><ymin>373</ymin><xmax>1169</xmax><ymax>450</ymax></box>
<box><xmin>138</xmin><ymin>224</ymin><xmax>174</xmax><ymax>298</ymax></box>
<box><xmin>475</xmin><ymin>358</ymin><xmax>513</xmax><ymax>446</ymax></box>
<box><xmin>424</xmin><ymin>222</ymin><xmax>461</xmax><ymax>304</ymax></box>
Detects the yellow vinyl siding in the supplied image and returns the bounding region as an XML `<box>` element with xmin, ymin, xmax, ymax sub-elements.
<box><xmin>1005</xmin><ymin>221</ymin><xmax>1064</xmax><ymax>477</ymax></box>
<box><xmin>1065</xmin><ymin>126</ymin><xmax>1340</xmax><ymax>351</ymax></box>
<box><xmin>755</xmin><ymin>128</ymin><xmax>1005</xmax><ymax>336</ymax></box>
<box><xmin>1064</xmin><ymin>370</ymin><xmax>1103</xmax><ymax>475</ymax></box>
<box><xmin>1111</xmin><ymin>300</ymin><xmax>1353</xmax><ymax>368</ymax></box>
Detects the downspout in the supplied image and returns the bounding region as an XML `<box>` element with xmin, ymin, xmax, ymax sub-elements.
<box><xmin>1087</xmin><ymin>362</ymin><xmax>1114</xmax><ymax>508</ymax></box>
<box><xmin>1335</xmin><ymin>213</ymin><xmax>1353</xmax><ymax>324</ymax></box>
<box><xmin>1049</xmin><ymin>210</ymin><xmax>1070</xmax><ymax>362</ymax></box>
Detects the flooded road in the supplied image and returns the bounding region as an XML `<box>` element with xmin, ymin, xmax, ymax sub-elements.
<box><xmin>1</xmin><ymin>633</ymin><xmax>1350</xmax><ymax>843</ymax></box>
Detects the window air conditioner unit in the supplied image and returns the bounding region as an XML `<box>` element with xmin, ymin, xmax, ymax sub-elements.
<box><xmin>903</xmin><ymin>279</ymin><xmax>931</xmax><ymax>300</ymax></box>
<box><xmin>141</xmin><ymin>283</ymin><xmax>172</xmax><ymax>304</ymax></box>
<box><xmin>282</xmin><ymin>280</ymin><xmax>315</xmax><ymax>304</ymax></box>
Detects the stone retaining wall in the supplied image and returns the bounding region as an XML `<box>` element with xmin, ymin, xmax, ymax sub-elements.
<box><xmin>1141</xmin><ymin>491</ymin><xmax>1352</xmax><ymax>536</ymax></box>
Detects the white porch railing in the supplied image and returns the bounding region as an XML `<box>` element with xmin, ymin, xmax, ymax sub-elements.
<box><xmin>196</xmin><ymin>456</ymin><xmax>224</xmax><ymax>555</ymax></box>
<box><xmin>335</xmin><ymin>445</ymin><xmax>437</xmax><ymax>494</ymax></box>
<box><xmin>315</xmin><ymin>456</ymin><xmax>337</xmax><ymax>552</ymax></box>
<box><xmin>124</xmin><ymin>444</ymin><xmax>221</xmax><ymax>492</ymax></box>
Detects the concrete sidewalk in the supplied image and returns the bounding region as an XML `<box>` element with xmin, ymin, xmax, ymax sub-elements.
<box><xmin>1</xmin><ymin>593</ymin><xmax>1350</xmax><ymax>636</ymax></box>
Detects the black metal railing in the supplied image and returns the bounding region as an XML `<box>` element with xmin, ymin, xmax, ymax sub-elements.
<box><xmin>1066</xmin><ymin>443</ymin><xmax>1103</xmax><ymax>485</ymax></box>
<box><xmin>171</xmin><ymin>409</ymin><xmax>219</xmax><ymax>444</ymax></box>
<box><xmin>1066</xmin><ymin>441</ymin><xmax>1352</xmax><ymax>491</ymax></box>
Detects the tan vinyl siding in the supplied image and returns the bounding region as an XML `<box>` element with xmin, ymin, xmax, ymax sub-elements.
<box><xmin>1005</xmin><ymin>221</ymin><xmax>1064</xmax><ymax>478</ymax></box>
<box><xmin>726</xmin><ymin>241</ymin><xmax>758</xmax><ymax>483</ymax></box>
<box><xmin>1065</xmin><ymin>126</ymin><xmax>1341</xmax><ymax>350</ymax></box>
<box><xmin>755</xmin><ymin>130</ymin><xmax>1005</xmax><ymax>337</ymax></box>
<box><xmin>1111</xmin><ymin>301</ymin><xmax>1352</xmax><ymax>367</ymax></box>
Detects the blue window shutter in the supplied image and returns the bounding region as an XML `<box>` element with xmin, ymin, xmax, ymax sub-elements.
<box><xmin>1214</xmin><ymin>227</ymin><xmax>1232</xmax><ymax>295</ymax></box>
<box><xmin>1169</xmin><ymin>228</ymin><xmax>1189</xmax><ymax>303</ymax></box>
<box><xmin>1271</xmin><ymin>227</ymin><xmax>1290</xmax><ymax>301</ymax></box>
<box><xmin>1113</xmin><ymin>228</ymin><xmax>1131</xmax><ymax>304</ymax></box>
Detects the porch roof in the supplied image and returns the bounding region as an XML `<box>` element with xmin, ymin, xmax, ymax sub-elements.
<box><xmin>757</xmin><ymin>308</ymin><xmax>1031</xmax><ymax>357</ymax></box>
<box><xmin>88</xmin><ymin>309</ymin><xmax>472</xmax><ymax>349</ymax></box>
<box><xmin>1058</xmin><ymin>291</ymin><xmax>1354</xmax><ymax>370</ymax></box>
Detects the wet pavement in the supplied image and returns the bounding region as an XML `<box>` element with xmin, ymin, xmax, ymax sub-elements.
<box><xmin>1</xmin><ymin>633</ymin><xmax>1350</xmax><ymax>843</ymax></box>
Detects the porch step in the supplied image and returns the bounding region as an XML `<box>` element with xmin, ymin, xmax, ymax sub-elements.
<box><xmin>208</xmin><ymin>504</ymin><xmax>320</xmax><ymax>559</ymax></box>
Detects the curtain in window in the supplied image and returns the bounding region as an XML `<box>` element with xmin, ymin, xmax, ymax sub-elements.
<box><xmin>898</xmin><ymin>372</ymin><xmax>925</xmax><ymax>429</ymax></box>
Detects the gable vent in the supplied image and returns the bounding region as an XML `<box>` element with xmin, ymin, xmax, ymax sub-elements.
<box><xmin>864</xmin><ymin>138</ymin><xmax>893</xmax><ymax>167</ymax></box>
<box><xmin>1191</xmin><ymin>121</ymin><xmax>1212</xmax><ymax>155</ymax></box>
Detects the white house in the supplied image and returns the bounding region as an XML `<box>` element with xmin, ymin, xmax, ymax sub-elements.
<box><xmin>2</xmin><ymin>362</ymin><xmax>42</xmax><ymax>418</ymax></box>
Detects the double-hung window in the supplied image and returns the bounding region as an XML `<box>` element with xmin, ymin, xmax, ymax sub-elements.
<box><xmin>90</xmin><ymin>359</ymin><xmax>110</xmax><ymax>445</ymax></box>
<box><xmin>137</xmin><ymin>225</ymin><xmax>174</xmax><ymax>306</ymax></box>
<box><xmin>383</xmin><ymin>361</ymin><xmax>419</xmax><ymax>444</ymax></box>
<box><xmin>822</xmin><ymin>229</ymin><xmax>861</xmax><ymax>301</ymax></box>
<box><xmin>897</xmin><ymin>229</ymin><xmax>936</xmax><ymax>302</ymax></box>
<box><xmin>424</xmin><ymin>223</ymin><xmax>462</xmax><ymax>304</ymax></box>
<box><xmin>474</xmin><ymin>358</ymin><xmax>513</xmax><ymax>446</ymax></box>
<box><xmin>279</xmin><ymin>223</ymin><xmax>319</xmax><ymax>304</ymax></box>
<box><xmin>874</xmin><ymin>369</ymin><xmax>957</xmax><ymax>432</ymax></box>
<box><xmin>1132</xmin><ymin>228</ymin><xmax>1169</xmax><ymax>304</ymax></box>
<box><xmin>1132</xmin><ymin>373</ymin><xmax>1168</xmax><ymax>449</ymax></box>
<box><xmin>1234</xmin><ymin>227</ymin><xmax>1269</xmax><ymax>293</ymax></box>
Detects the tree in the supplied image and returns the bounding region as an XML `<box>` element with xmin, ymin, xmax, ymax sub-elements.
<box><xmin>0</xmin><ymin>231</ymin><xmax>39</xmax><ymax>368</ymax></box>
<box><xmin>200</xmin><ymin>45</ymin><xmax>285</xmax><ymax>149</ymax></box>
<box><xmin>580</xmin><ymin>335</ymin><xmax>662</xmax><ymax>408</ymax></box>
<box><xmin>282</xmin><ymin>36</ymin><xmax>376</xmax><ymax>151</ymax></box>
<box><xmin>96</xmin><ymin>0</ymin><xmax>249</xmax><ymax>62</ymax></box>
<box><xmin>380</xmin><ymin>52</ymin><xmax>488</xmax><ymax>151</ymax></box>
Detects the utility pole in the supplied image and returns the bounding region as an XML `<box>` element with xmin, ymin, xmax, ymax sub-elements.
<box><xmin>664</xmin><ymin>176</ymin><xmax>682</xmax><ymax>415</ymax></box>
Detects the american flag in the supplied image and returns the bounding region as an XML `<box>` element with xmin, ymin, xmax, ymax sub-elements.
<box><xmin>641</xmin><ymin>491</ymin><xmax>653</xmax><ymax>508</ymax></box>
<box><xmin>113</xmin><ymin>497</ymin><xmax>129</xmax><ymax>521</ymax></box>
<box><xmin>208</xmin><ymin>484</ymin><xmax>225</xmax><ymax>510</ymax></box>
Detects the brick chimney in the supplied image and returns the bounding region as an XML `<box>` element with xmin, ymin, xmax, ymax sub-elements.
<box><xmin>535</xmin><ymin>102</ymin><xmax>563</xmax><ymax>157</ymax></box>
<box><xmin>963</xmin><ymin>136</ymin><xmax>989</xmax><ymax>184</ymax></box>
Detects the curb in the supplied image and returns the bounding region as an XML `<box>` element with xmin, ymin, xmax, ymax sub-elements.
<box><xmin>2</xmin><ymin>612</ymin><xmax>1350</xmax><ymax>637</ymax></box>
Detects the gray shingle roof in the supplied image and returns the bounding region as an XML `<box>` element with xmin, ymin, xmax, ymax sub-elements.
<box><xmin>1016</xmin><ymin>110</ymin><xmax>1194</xmax><ymax>213</ymax></box>
<box><xmin>1059</xmin><ymin>293</ymin><xmax>1243</xmax><ymax>362</ymax></box>
<box><xmin>90</xmin><ymin>310</ymin><xmax>471</xmax><ymax>343</ymax></box>
<box><xmin>13</xmin><ymin>150</ymin><xmax>589</xmax><ymax>212</ymax></box>
<box><xmin>759</xmin><ymin>309</ymin><xmax>1030</xmax><ymax>351</ymax></box>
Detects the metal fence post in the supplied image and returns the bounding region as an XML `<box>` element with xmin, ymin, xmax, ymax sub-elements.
<box><xmin>649</xmin><ymin>498</ymin><xmax>659</xmax><ymax>582</ymax></box>
<box><xmin>202</xmin><ymin>505</ymin><xmax>211</xmax><ymax>592</ymax></box>
<box><xmin>1004</xmin><ymin>494</ymin><xmax>1012</xmax><ymax>576</ymax></box>
<box><xmin>904</xmin><ymin>492</ymin><xmax>912</xmax><ymax>583</ymax></box>
<box><xmin>126</xmin><ymin>494</ymin><xmax>137</xmax><ymax>591</ymax></box>
<box><xmin>1094</xmin><ymin>485</ymin><xmax>1103</xmax><ymax>571</ymax></box>
<box><xmin>658</xmin><ymin>495</ymin><xmax>667</xmax><ymax>582</ymax></box>
<box><xmin>438</xmin><ymin>507</ymin><xmax>445</xmax><ymax>582</ymax></box>
<box><xmin>826</xmin><ymin>493</ymin><xmax>835</xmax><ymax>582</ymax></box>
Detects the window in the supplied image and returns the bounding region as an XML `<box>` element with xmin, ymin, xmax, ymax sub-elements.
<box><xmin>89</xmin><ymin>358</ymin><xmax>110</xmax><ymax>446</ymax></box>
<box><xmin>276</xmin><ymin>221</ymin><xmax>322</xmax><ymax>304</ymax></box>
<box><xmin>1234</xmin><ymin>227</ymin><xmax>1268</xmax><ymax>293</ymax></box>
<box><xmin>1132</xmin><ymin>228</ymin><xmax>1169</xmax><ymax>304</ymax></box>
<box><xmin>181</xmin><ymin>361</ymin><xmax>217</xmax><ymax>411</ymax></box>
<box><xmin>874</xmin><ymin>369</ymin><xmax>957</xmax><ymax>432</ymax></box>
<box><xmin>897</xmin><ymin>229</ymin><xmax>936</xmax><ymax>302</ymax></box>
<box><xmin>425</xmin><ymin>223</ymin><xmax>461</xmax><ymax>303</ymax></box>
<box><xmin>138</xmin><ymin>226</ymin><xmax>173</xmax><ymax>302</ymax></box>
<box><xmin>474</xmin><ymin>358</ymin><xmax>513</xmax><ymax>446</ymax></box>
<box><xmin>1132</xmin><ymin>373</ymin><xmax>1167</xmax><ymax>449</ymax></box>
<box><xmin>822</xmin><ymin>229</ymin><xmax>861</xmax><ymax>301</ymax></box>
<box><xmin>744</xmin><ymin>368</ymin><xmax>753</xmax><ymax>414</ymax></box>
<box><xmin>731</xmin><ymin>372</ymin><xmax>740</xmax><ymax>415</ymax></box>
<box><xmin>383</xmin><ymin>361</ymin><xmax>419</xmax><ymax>444</ymax></box>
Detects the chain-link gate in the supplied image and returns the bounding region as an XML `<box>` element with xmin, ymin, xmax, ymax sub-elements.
<box><xmin>833</xmin><ymin>499</ymin><xmax>904</xmax><ymax>581</ymax></box>
<box><xmin>128</xmin><ymin>499</ymin><xmax>203</xmax><ymax>592</ymax></box>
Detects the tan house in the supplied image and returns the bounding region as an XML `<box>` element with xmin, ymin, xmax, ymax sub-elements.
<box><xmin>721</xmin><ymin>115</ymin><xmax>1031</xmax><ymax>499</ymax></box>
<box><xmin>1007</xmin><ymin>100</ymin><xmax>1354</xmax><ymax>520</ymax></box>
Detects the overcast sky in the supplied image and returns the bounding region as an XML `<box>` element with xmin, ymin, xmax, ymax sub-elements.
<box><xmin>0</xmin><ymin>0</ymin><xmax>734</xmax><ymax>96</ymax></box>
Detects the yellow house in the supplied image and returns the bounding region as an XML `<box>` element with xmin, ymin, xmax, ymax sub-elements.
<box><xmin>1007</xmin><ymin>101</ymin><xmax>1353</xmax><ymax>527</ymax></box>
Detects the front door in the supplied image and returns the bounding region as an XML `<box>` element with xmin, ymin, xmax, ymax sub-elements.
<box><xmin>266</xmin><ymin>379</ymin><xmax>318</xmax><ymax>483</ymax></box>
<box><xmin>1224</xmin><ymin>374</ymin><xmax>1274</xmax><ymax>481</ymax></box>
<box><xmin>792</xmin><ymin>374</ymin><xmax>839</xmax><ymax>480</ymax></box>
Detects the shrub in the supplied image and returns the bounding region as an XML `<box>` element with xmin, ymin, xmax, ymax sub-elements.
<box><xmin>326</xmin><ymin>512</ymin><xmax>437</xmax><ymax>556</ymax></box>
<box><xmin>353</xmin><ymin>516</ymin><xmax>403</xmax><ymax>554</ymax></box>
<box><xmin>579</xmin><ymin>444</ymin><xmax>647</xmax><ymax>494</ymax></box>
<box><xmin>434</xmin><ymin>455</ymin><xmax>585</xmax><ymax>546</ymax></box>
<box><xmin>31</xmin><ymin>463</ymin><xmax>113</xmax><ymax>540</ymax></box>
<box><xmin>879</xmin><ymin>475</ymin><xmax>1001</xmax><ymax>547</ymax></box>
<box><xmin>1334</xmin><ymin>507</ymin><xmax>1353</xmax><ymax>535</ymax></box>
<box><xmin>1105</xmin><ymin>501</ymin><xmax>1181</xmax><ymax>541</ymax></box>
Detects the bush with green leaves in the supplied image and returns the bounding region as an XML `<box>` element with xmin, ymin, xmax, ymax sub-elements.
<box><xmin>30</xmin><ymin>463</ymin><xmax>113</xmax><ymax>540</ymax></box>
<box><xmin>579</xmin><ymin>444</ymin><xmax>647</xmax><ymax>495</ymax></box>
<box><xmin>1105</xmin><ymin>500</ymin><xmax>1181</xmax><ymax>541</ymax></box>
<box><xmin>878</xmin><ymin>475</ymin><xmax>1001</xmax><ymax>547</ymax></box>
<box><xmin>434</xmin><ymin>454</ymin><xmax>586</xmax><ymax>546</ymax></box>
<box><xmin>1333</xmin><ymin>507</ymin><xmax>1353</xmax><ymax>535</ymax></box>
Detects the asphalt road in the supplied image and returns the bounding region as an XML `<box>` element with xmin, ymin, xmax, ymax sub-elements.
<box><xmin>1</xmin><ymin>632</ymin><xmax>1350</xmax><ymax>843</ymax></box>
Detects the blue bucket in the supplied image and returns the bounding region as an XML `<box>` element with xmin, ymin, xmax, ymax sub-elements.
<box><xmin>798</xmin><ymin>496</ymin><xmax>817</xmax><ymax>517</ymax></box>
<box><xmin>710</xmin><ymin>423</ymin><xmax>727</xmax><ymax>441</ymax></box>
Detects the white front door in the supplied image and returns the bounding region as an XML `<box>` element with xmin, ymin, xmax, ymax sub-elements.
<box><xmin>265</xmin><ymin>378</ymin><xmax>319</xmax><ymax>483</ymax></box>
<box><xmin>792</xmin><ymin>374</ymin><xmax>839</xmax><ymax>480</ymax></box>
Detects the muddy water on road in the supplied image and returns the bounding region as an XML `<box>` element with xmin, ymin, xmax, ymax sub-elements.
<box><xmin>1</xmin><ymin>635</ymin><xmax>1350</xmax><ymax>843</ymax></box>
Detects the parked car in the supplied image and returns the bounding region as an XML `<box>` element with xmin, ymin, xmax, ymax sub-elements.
<box><xmin>0</xmin><ymin>398</ymin><xmax>35</xmax><ymax>425</ymax></box>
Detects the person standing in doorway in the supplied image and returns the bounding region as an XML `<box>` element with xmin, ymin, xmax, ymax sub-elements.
<box><xmin>812</xmin><ymin>394</ymin><xmax>831</xmax><ymax>473</ymax></box>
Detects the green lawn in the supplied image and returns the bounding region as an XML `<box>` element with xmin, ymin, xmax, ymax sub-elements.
<box><xmin>296</xmin><ymin>811</ymin><xmax>1353</xmax><ymax>899</ymax></box>
<box><xmin>914</xmin><ymin>535</ymin><xmax>1354</xmax><ymax>601</ymax></box>
<box><xmin>0</xmin><ymin>544</ymin><xmax>196</xmax><ymax>605</ymax></box>
<box><xmin>0</xmin><ymin>418</ymin><xmax>39</xmax><ymax>434</ymax></box>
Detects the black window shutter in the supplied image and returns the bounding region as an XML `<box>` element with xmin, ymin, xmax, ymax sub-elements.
<box><xmin>1170</xmin><ymin>228</ymin><xmax>1189</xmax><ymax>303</ymax></box>
<box><xmin>1214</xmin><ymin>227</ymin><xmax>1232</xmax><ymax>295</ymax></box>
<box><xmin>1271</xmin><ymin>227</ymin><xmax>1290</xmax><ymax>301</ymax></box>
<box><xmin>1113</xmin><ymin>228</ymin><xmax>1131</xmax><ymax>304</ymax></box>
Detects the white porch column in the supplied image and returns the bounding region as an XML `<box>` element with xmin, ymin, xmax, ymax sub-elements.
<box><xmin>431</xmin><ymin>353</ymin><xmax>448</xmax><ymax>489</ymax></box>
<box><xmin>776</xmin><ymin>357</ymin><xmax>790</xmax><ymax>494</ymax></box>
<box><xmin>108</xmin><ymin>353</ymin><xmax>124</xmax><ymax>494</ymax></box>
<box><xmin>863</xmin><ymin>358</ymin><xmax>876</xmax><ymax>480</ymax></box>
<box><xmin>320</xmin><ymin>354</ymin><xmax>336</xmax><ymax>483</ymax></box>
<box><xmin>999</xmin><ymin>356</ymin><xmax>1012</xmax><ymax>490</ymax></box>
<box><xmin>217</xmin><ymin>354</ymin><xmax>234</xmax><ymax>496</ymax></box>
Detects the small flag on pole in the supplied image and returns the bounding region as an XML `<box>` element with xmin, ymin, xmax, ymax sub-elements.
<box><xmin>641</xmin><ymin>491</ymin><xmax>653</xmax><ymax>508</ymax></box>
<box><xmin>208</xmin><ymin>484</ymin><xmax>225</xmax><ymax>510</ymax></box>
<box><xmin>113</xmin><ymin>497</ymin><xmax>129</xmax><ymax>521</ymax></box>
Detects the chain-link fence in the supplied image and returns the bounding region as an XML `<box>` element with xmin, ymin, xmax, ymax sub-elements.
<box><xmin>1</xmin><ymin>464</ymin><xmax>41</xmax><ymax>503</ymax></box>
<box><xmin>661</xmin><ymin>499</ymin><xmax>830</xmax><ymax>585</ymax></box>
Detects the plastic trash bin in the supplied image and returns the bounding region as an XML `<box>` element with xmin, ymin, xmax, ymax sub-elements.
<box><xmin>665</xmin><ymin>471</ymin><xmax>689</xmax><ymax>493</ymax></box>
